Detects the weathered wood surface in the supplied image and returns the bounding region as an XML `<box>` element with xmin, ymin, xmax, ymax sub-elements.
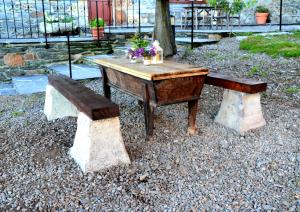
<box><xmin>48</xmin><ymin>75</ymin><xmax>119</xmax><ymax>120</ymax></box>
<box><xmin>205</xmin><ymin>72</ymin><xmax>267</xmax><ymax>94</ymax></box>
<box><xmin>94</xmin><ymin>57</ymin><xmax>208</xmax><ymax>81</ymax></box>
<box><xmin>99</xmin><ymin>62</ymin><xmax>208</xmax><ymax>137</ymax></box>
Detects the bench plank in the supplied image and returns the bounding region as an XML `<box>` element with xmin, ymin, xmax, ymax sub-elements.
<box><xmin>205</xmin><ymin>73</ymin><xmax>267</xmax><ymax>94</ymax></box>
<box><xmin>48</xmin><ymin>75</ymin><xmax>119</xmax><ymax>120</ymax></box>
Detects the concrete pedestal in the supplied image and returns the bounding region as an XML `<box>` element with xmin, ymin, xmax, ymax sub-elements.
<box><xmin>44</xmin><ymin>85</ymin><xmax>130</xmax><ymax>172</ymax></box>
<box><xmin>215</xmin><ymin>89</ymin><xmax>266</xmax><ymax>133</ymax></box>
<box><xmin>44</xmin><ymin>85</ymin><xmax>78</xmax><ymax>121</ymax></box>
<box><xmin>70</xmin><ymin>112</ymin><xmax>131</xmax><ymax>173</ymax></box>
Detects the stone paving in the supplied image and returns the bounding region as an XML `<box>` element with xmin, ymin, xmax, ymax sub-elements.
<box><xmin>49</xmin><ymin>64</ymin><xmax>101</xmax><ymax>80</ymax></box>
<box><xmin>0</xmin><ymin>63</ymin><xmax>103</xmax><ymax>96</ymax></box>
<box><xmin>0</xmin><ymin>83</ymin><xmax>16</xmax><ymax>95</ymax></box>
<box><xmin>12</xmin><ymin>75</ymin><xmax>48</xmax><ymax>95</ymax></box>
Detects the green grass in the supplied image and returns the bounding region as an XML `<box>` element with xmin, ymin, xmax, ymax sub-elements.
<box><xmin>11</xmin><ymin>111</ymin><xmax>24</xmax><ymax>117</ymax></box>
<box><xmin>285</xmin><ymin>86</ymin><xmax>300</xmax><ymax>94</ymax></box>
<box><xmin>246</xmin><ymin>66</ymin><xmax>269</xmax><ymax>78</ymax></box>
<box><xmin>232</xmin><ymin>32</ymin><xmax>255</xmax><ymax>37</ymax></box>
<box><xmin>240</xmin><ymin>33</ymin><xmax>300</xmax><ymax>58</ymax></box>
<box><xmin>182</xmin><ymin>47</ymin><xmax>194</xmax><ymax>59</ymax></box>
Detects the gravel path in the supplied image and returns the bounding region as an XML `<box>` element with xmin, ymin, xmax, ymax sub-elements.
<box><xmin>1</xmin><ymin>38</ymin><xmax>299</xmax><ymax>211</ymax></box>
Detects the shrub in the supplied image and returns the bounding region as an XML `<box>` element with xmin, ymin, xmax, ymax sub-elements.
<box><xmin>255</xmin><ymin>6</ymin><xmax>270</xmax><ymax>13</ymax></box>
<box><xmin>90</xmin><ymin>18</ymin><xmax>105</xmax><ymax>28</ymax></box>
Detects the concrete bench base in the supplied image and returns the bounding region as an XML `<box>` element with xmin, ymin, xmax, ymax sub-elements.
<box><xmin>44</xmin><ymin>85</ymin><xmax>130</xmax><ymax>173</ymax></box>
<box><xmin>215</xmin><ymin>89</ymin><xmax>266</xmax><ymax>134</ymax></box>
<box><xmin>70</xmin><ymin>113</ymin><xmax>130</xmax><ymax>173</ymax></box>
<box><xmin>44</xmin><ymin>85</ymin><xmax>78</xmax><ymax>121</ymax></box>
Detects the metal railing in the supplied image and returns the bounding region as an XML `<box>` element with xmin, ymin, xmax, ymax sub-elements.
<box><xmin>0</xmin><ymin>0</ymin><xmax>147</xmax><ymax>39</ymax></box>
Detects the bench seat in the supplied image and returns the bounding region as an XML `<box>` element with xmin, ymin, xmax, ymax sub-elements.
<box><xmin>205</xmin><ymin>72</ymin><xmax>267</xmax><ymax>134</ymax></box>
<box><xmin>44</xmin><ymin>75</ymin><xmax>130</xmax><ymax>173</ymax></box>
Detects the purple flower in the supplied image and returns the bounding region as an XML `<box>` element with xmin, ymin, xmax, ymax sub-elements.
<box><xmin>128</xmin><ymin>48</ymin><xmax>145</xmax><ymax>58</ymax></box>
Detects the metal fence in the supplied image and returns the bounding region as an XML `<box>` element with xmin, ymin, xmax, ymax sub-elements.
<box><xmin>0</xmin><ymin>0</ymin><xmax>299</xmax><ymax>40</ymax></box>
<box><xmin>0</xmin><ymin>0</ymin><xmax>146</xmax><ymax>39</ymax></box>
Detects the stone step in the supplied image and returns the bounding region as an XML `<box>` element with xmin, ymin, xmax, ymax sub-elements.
<box><xmin>175</xmin><ymin>37</ymin><xmax>219</xmax><ymax>46</ymax></box>
<box><xmin>12</xmin><ymin>75</ymin><xmax>48</xmax><ymax>95</ymax></box>
<box><xmin>48</xmin><ymin>64</ymin><xmax>101</xmax><ymax>80</ymax></box>
<box><xmin>0</xmin><ymin>82</ymin><xmax>16</xmax><ymax>96</ymax></box>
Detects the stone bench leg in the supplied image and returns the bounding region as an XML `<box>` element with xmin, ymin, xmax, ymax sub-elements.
<box><xmin>70</xmin><ymin>112</ymin><xmax>131</xmax><ymax>173</ymax></box>
<box><xmin>44</xmin><ymin>85</ymin><xmax>78</xmax><ymax>121</ymax></box>
<box><xmin>215</xmin><ymin>89</ymin><xmax>266</xmax><ymax>134</ymax></box>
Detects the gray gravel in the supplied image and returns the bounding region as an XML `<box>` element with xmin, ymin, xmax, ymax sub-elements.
<box><xmin>1</xmin><ymin>37</ymin><xmax>300</xmax><ymax>210</ymax></box>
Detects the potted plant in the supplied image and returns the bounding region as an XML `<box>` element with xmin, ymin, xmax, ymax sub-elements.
<box><xmin>127</xmin><ymin>33</ymin><xmax>150</xmax><ymax>63</ymax></box>
<box><xmin>90</xmin><ymin>18</ymin><xmax>105</xmax><ymax>39</ymax></box>
<box><xmin>255</xmin><ymin>6</ymin><xmax>270</xmax><ymax>25</ymax></box>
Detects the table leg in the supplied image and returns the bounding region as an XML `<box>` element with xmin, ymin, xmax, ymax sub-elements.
<box><xmin>142</xmin><ymin>84</ymin><xmax>154</xmax><ymax>138</ymax></box>
<box><xmin>188</xmin><ymin>99</ymin><xmax>199</xmax><ymax>135</ymax></box>
<box><xmin>101</xmin><ymin>66</ymin><xmax>111</xmax><ymax>100</ymax></box>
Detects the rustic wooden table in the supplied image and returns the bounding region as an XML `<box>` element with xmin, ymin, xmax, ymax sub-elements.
<box><xmin>93</xmin><ymin>57</ymin><xmax>208</xmax><ymax>137</ymax></box>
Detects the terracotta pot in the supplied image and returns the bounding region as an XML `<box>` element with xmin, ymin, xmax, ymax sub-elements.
<box><xmin>256</xmin><ymin>13</ymin><xmax>269</xmax><ymax>25</ymax></box>
<box><xmin>91</xmin><ymin>27</ymin><xmax>104</xmax><ymax>39</ymax></box>
<box><xmin>115</xmin><ymin>10</ymin><xmax>127</xmax><ymax>25</ymax></box>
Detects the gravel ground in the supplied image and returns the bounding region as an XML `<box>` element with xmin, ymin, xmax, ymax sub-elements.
<box><xmin>1</xmin><ymin>38</ymin><xmax>299</xmax><ymax>211</ymax></box>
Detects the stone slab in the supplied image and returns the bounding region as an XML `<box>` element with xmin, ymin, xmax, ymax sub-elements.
<box><xmin>0</xmin><ymin>83</ymin><xmax>17</xmax><ymax>96</ymax></box>
<box><xmin>12</xmin><ymin>75</ymin><xmax>48</xmax><ymax>95</ymax></box>
<box><xmin>49</xmin><ymin>64</ymin><xmax>101</xmax><ymax>80</ymax></box>
<box><xmin>176</xmin><ymin>37</ymin><xmax>219</xmax><ymax>45</ymax></box>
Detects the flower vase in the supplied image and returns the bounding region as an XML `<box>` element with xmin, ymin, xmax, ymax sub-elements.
<box><xmin>143</xmin><ymin>56</ymin><xmax>151</xmax><ymax>66</ymax></box>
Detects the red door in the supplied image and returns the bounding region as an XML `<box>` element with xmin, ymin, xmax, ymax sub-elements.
<box><xmin>88</xmin><ymin>0</ymin><xmax>113</xmax><ymax>25</ymax></box>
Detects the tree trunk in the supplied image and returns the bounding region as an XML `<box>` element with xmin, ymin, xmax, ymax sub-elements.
<box><xmin>154</xmin><ymin>0</ymin><xmax>177</xmax><ymax>57</ymax></box>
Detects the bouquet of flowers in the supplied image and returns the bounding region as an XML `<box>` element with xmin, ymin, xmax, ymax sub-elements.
<box><xmin>127</xmin><ymin>33</ymin><xmax>156</xmax><ymax>61</ymax></box>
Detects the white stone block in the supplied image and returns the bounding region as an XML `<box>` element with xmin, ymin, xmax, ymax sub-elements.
<box><xmin>44</xmin><ymin>85</ymin><xmax>79</xmax><ymax>121</ymax></box>
<box><xmin>70</xmin><ymin>112</ymin><xmax>131</xmax><ymax>173</ymax></box>
<box><xmin>215</xmin><ymin>89</ymin><xmax>266</xmax><ymax>133</ymax></box>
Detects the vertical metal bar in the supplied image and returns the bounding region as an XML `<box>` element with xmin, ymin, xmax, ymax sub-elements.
<box><xmin>19</xmin><ymin>0</ymin><xmax>25</xmax><ymax>37</ymax></box>
<box><xmin>191</xmin><ymin>1</ymin><xmax>194</xmax><ymax>49</ymax></box>
<box><xmin>279</xmin><ymin>0</ymin><xmax>283</xmax><ymax>31</ymax></box>
<box><xmin>102</xmin><ymin>1</ymin><xmax>105</xmax><ymax>28</ymax></box>
<box><xmin>132</xmin><ymin>0</ymin><xmax>135</xmax><ymax>28</ymax></box>
<box><xmin>84</xmin><ymin>0</ymin><xmax>87</xmax><ymax>36</ymax></box>
<box><xmin>34</xmin><ymin>0</ymin><xmax>40</xmax><ymax>37</ymax></box>
<box><xmin>96</xmin><ymin>1</ymin><xmax>100</xmax><ymax>45</ymax></box>
<box><xmin>108</xmin><ymin>0</ymin><xmax>111</xmax><ymax>33</ymax></box>
<box><xmin>77</xmin><ymin>0</ymin><xmax>80</xmax><ymax>36</ymax></box>
<box><xmin>138</xmin><ymin>0</ymin><xmax>141</xmax><ymax>33</ymax></box>
<box><xmin>67</xmin><ymin>32</ymin><xmax>72</xmax><ymax>79</ymax></box>
<box><xmin>70</xmin><ymin>0</ymin><xmax>73</xmax><ymax>34</ymax></box>
<box><xmin>41</xmin><ymin>0</ymin><xmax>49</xmax><ymax>48</ymax></box>
<box><xmin>2</xmin><ymin>0</ymin><xmax>10</xmax><ymax>38</ymax></box>
<box><xmin>126</xmin><ymin>0</ymin><xmax>129</xmax><ymax>28</ymax></box>
<box><xmin>49</xmin><ymin>0</ymin><xmax>55</xmax><ymax>34</ymax></box>
<box><xmin>63</xmin><ymin>0</ymin><xmax>67</xmax><ymax>31</ymax></box>
<box><xmin>27</xmin><ymin>0</ymin><xmax>33</xmax><ymax>38</ymax></box>
<box><xmin>121</xmin><ymin>0</ymin><xmax>123</xmax><ymax>26</ymax></box>
<box><xmin>56</xmin><ymin>0</ymin><xmax>60</xmax><ymax>34</ymax></box>
<box><xmin>10</xmin><ymin>0</ymin><xmax>18</xmax><ymax>38</ymax></box>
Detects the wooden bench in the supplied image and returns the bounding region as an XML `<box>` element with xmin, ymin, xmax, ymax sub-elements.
<box><xmin>44</xmin><ymin>75</ymin><xmax>130</xmax><ymax>173</ymax></box>
<box><xmin>205</xmin><ymin>72</ymin><xmax>267</xmax><ymax>133</ymax></box>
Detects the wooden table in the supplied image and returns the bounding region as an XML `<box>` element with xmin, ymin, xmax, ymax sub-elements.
<box><xmin>93</xmin><ymin>57</ymin><xmax>208</xmax><ymax>137</ymax></box>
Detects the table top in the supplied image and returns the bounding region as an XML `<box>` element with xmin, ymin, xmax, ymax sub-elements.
<box><xmin>93</xmin><ymin>57</ymin><xmax>208</xmax><ymax>81</ymax></box>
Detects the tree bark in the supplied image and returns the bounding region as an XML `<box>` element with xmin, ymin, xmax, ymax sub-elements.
<box><xmin>154</xmin><ymin>0</ymin><xmax>177</xmax><ymax>57</ymax></box>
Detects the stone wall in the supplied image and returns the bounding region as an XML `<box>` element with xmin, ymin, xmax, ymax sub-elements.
<box><xmin>241</xmin><ymin>0</ymin><xmax>300</xmax><ymax>24</ymax></box>
<box><xmin>0</xmin><ymin>41</ymin><xmax>112</xmax><ymax>82</ymax></box>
